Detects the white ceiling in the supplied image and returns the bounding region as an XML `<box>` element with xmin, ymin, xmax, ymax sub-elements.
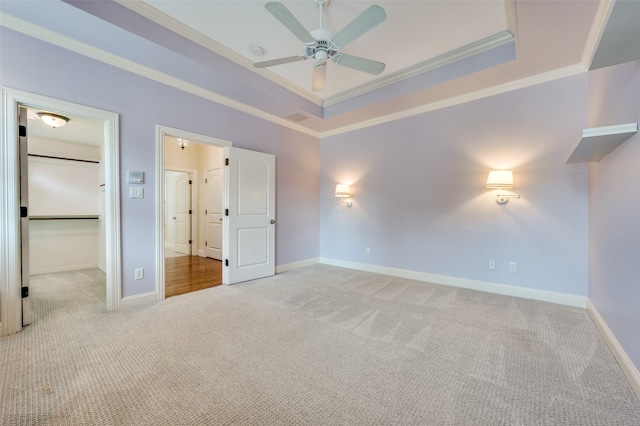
<box><xmin>138</xmin><ymin>0</ymin><xmax>510</xmax><ymax>100</ymax></box>
<box><xmin>5</xmin><ymin>0</ymin><xmax>638</xmax><ymax>140</ymax></box>
<box><xmin>26</xmin><ymin>108</ymin><xmax>104</xmax><ymax>146</ymax></box>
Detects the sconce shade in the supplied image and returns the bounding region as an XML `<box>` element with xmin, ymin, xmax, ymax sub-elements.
<box><xmin>335</xmin><ymin>184</ymin><xmax>351</xmax><ymax>198</ymax></box>
<box><xmin>486</xmin><ymin>170</ymin><xmax>514</xmax><ymax>189</ymax></box>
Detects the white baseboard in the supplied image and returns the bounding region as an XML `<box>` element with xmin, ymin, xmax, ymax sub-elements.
<box><xmin>319</xmin><ymin>258</ymin><xmax>587</xmax><ymax>308</ymax></box>
<box><xmin>30</xmin><ymin>263</ymin><xmax>100</xmax><ymax>275</ymax></box>
<box><xmin>587</xmin><ymin>299</ymin><xmax>640</xmax><ymax>400</ymax></box>
<box><xmin>120</xmin><ymin>291</ymin><xmax>157</xmax><ymax>310</ymax></box>
<box><xmin>276</xmin><ymin>257</ymin><xmax>319</xmax><ymax>274</ymax></box>
<box><xmin>197</xmin><ymin>249</ymin><xmax>205</xmax><ymax>257</ymax></box>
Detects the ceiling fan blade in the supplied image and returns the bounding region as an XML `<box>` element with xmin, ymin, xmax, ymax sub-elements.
<box><xmin>312</xmin><ymin>63</ymin><xmax>326</xmax><ymax>92</ymax></box>
<box><xmin>253</xmin><ymin>55</ymin><xmax>307</xmax><ymax>69</ymax></box>
<box><xmin>265</xmin><ymin>2</ymin><xmax>315</xmax><ymax>45</ymax></box>
<box><xmin>330</xmin><ymin>5</ymin><xmax>386</xmax><ymax>49</ymax></box>
<box><xmin>332</xmin><ymin>53</ymin><xmax>385</xmax><ymax>75</ymax></box>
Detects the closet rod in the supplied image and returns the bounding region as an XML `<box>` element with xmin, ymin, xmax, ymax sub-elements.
<box><xmin>28</xmin><ymin>153</ymin><xmax>99</xmax><ymax>164</ymax></box>
<box><xmin>29</xmin><ymin>215</ymin><xmax>100</xmax><ymax>220</ymax></box>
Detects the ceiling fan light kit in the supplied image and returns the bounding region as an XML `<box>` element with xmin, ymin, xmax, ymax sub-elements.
<box><xmin>254</xmin><ymin>0</ymin><xmax>387</xmax><ymax>92</ymax></box>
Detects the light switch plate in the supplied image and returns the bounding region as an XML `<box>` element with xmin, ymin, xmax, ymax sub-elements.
<box><xmin>130</xmin><ymin>187</ymin><xmax>144</xmax><ymax>199</ymax></box>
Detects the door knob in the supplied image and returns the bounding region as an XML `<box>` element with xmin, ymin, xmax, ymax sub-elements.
<box><xmin>270</xmin><ymin>219</ymin><xmax>276</xmax><ymax>224</ymax></box>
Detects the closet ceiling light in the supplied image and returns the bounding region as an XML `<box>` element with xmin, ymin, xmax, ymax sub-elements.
<box><xmin>37</xmin><ymin>112</ymin><xmax>70</xmax><ymax>128</ymax></box>
<box><xmin>176</xmin><ymin>138</ymin><xmax>190</xmax><ymax>150</ymax></box>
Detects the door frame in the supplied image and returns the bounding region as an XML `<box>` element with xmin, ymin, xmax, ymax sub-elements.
<box><xmin>155</xmin><ymin>125</ymin><xmax>231</xmax><ymax>302</ymax></box>
<box><xmin>164</xmin><ymin>168</ymin><xmax>198</xmax><ymax>256</ymax></box>
<box><xmin>1</xmin><ymin>87</ymin><xmax>122</xmax><ymax>336</ymax></box>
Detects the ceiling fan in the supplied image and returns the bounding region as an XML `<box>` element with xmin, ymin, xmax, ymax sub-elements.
<box><xmin>253</xmin><ymin>0</ymin><xmax>387</xmax><ymax>91</ymax></box>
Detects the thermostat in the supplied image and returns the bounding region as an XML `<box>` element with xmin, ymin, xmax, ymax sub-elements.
<box><xmin>128</xmin><ymin>170</ymin><xmax>144</xmax><ymax>184</ymax></box>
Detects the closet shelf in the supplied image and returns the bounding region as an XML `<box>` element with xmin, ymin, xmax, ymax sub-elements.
<box><xmin>565</xmin><ymin>122</ymin><xmax>638</xmax><ymax>164</ymax></box>
<box><xmin>29</xmin><ymin>215</ymin><xmax>100</xmax><ymax>220</ymax></box>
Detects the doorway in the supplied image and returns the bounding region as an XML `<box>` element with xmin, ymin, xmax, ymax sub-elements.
<box><xmin>158</xmin><ymin>127</ymin><xmax>228</xmax><ymax>299</ymax></box>
<box><xmin>1</xmin><ymin>88</ymin><xmax>121</xmax><ymax>337</ymax></box>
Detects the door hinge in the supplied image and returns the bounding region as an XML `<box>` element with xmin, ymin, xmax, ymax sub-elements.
<box><xmin>189</xmin><ymin>210</ymin><xmax>192</xmax><ymax>214</ymax></box>
<box><xmin>205</xmin><ymin>241</ymin><xmax>207</xmax><ymax>247</ymax></box>
<box><xmin>205</xmin><ymin>178</ymin><xmax>208</xmax><ymax>183</ymax></box>
<box><xmin>225</xmin><ymin>259</ymin><xmax>229</xmax><ymax>267</ymax></box>
<box><xmin>205</xmin><ymin>209</ymin><xmax>208</xmax><ymax>215</ymax></box>
<box><xmin>20</xmin><ymin>206</ymin><xmax>28</xmax><ymax>218</ymax></box>
<box><xmin>19</xmin><ymin>125</ymin><xmax>27</xmax><ymax>137</ymax></box>
<box><xmin>21</xmin><ymin>287</ymin><xmax>29</xmax><ymax>298</ymax></box>
<box><xmin>189</xmin><ymin>240</ymin><xmax>192</xmax><ymax>244</ymax></box>
<box><xmin>225</xmin><ymin>158</ymin><xmax>229</xmax><ymax>166</ymax></box>
<box><xmin>225</xmin><ymin>209</ymin><xmax>229</xmax><ymax>216</ymax></box>
<box><xmin>189</xmin><ymin>180</ymin><xmax>192</xmax><ymax>185</ymax></box>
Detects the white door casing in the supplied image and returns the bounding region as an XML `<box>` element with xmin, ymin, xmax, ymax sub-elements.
<box><xmin>225</xmin><ymin>147</ymin><xmax>276</xmax><ymax>285</ymax></box>
<box><xmin>206</xmin><ymin>167</ymin><xmax>223</xmax><ymax>260</ymax></box>
<box><xmin>1</xmin><ymin>88</ymin><xmax>121</xmax><ymax>337</ymax></box>
<box><xmin>155</xmin><ymin>125</ymin><xmax>232</xmax><ymax>301</ymax></box>
<box><xmin>174</xmin><ymin>172</ymin><xmax>191</xmax><ymax>255</ymax></box>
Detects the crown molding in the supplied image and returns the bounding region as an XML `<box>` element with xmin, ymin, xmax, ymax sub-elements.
<box><xmin>114</xmin><ymin>0</ymin><xmax>323</xmax><ymax>107</ymax></box>
<box><xmin>320</xmin><ymin>63</ymin><xmax>587</xmax><ymax>138</ymax></box>
<box><xmin>0</xmin><ymin>12</ymin><xmax>320</xmax><ymax>138</ymax></box>
<box><xmin>1</xmin><ymin>11</ymin><xmax>590</xmax><ymax>141</ymax></box>
<box><xmin>581</xmin><ymin>0</ymin><xmax>616</xmax><ymax>69</ymax></box>
<box><xmin>322</xmin><ymin>30</ymin><xmax>514</xmax><ymax>108</ymax></box>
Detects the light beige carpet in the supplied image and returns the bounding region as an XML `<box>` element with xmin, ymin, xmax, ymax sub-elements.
<box><xmin>1</xmin><ymin>265</ymin><xmax>639</xmax><ymax>425</ymax></box>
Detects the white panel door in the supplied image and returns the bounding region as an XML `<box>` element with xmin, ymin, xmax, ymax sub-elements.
<box><xmin>174</xmin><ymin>173</ymin><xmax>191</xmax><ymax>255</ymax></box>
<box><xmin>225</xmin><ymin>147</ymin><xmax>275</xmax><ymax>284</ymax></box>
<box><xmin>206</xmin><ymin>167</ymin><xmax>223</xmax><ymax>260</ymax></box>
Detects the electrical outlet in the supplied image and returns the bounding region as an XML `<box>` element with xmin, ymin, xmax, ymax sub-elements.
<box><xmin>488</xmin><ymin>260</ymin><xmax>496</xmax><ymax>270</ymax></box>
<box><xmin>135</xmin><ymin>268</ymin><xmax>144</xmax><ymax>280</ymax></box>
<box><xmin>509</xmin><ymin>262</ymin><xmax>517</xmax><ymax>272</ymax></box>
<box><xmin>365</xmin><ymin>247</ymin><xmax>370</xmax><ymax>255</ymax></box>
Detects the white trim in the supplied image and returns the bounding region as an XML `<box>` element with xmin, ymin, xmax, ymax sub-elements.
<box><xmin>321</xmin><ymin>64</ymin><xmax>587</xmax><ymax>138</ymax></box>
<box><xmin>0</xmin><ymin>89</ymin><xmax>23</xmax><ymax>336</ymax></box>
<box><xmin>1</xmin><ymin>11</ymin><xmax>591</xmax><ymax>140</ymax></box>
<box><xmin>319</xmin><ymin>257</ymin><xmax>587</xmax><ymax>308</ymax></box>
<box><xmin>114</xmin><ymin>0</ymin><xmax>322</xmax><ymax>107</ymax></box>
<box><xmin>30</xmin><ymin>263</ymin><xmax>100</xmax><ymax>276</ymax></box>
<box><xmin>587</xmin><ymin>298</ymin><xmax>640</xmax><ymax>400</ymax></box>
<box><xmin>580</xmin><ymin>0</ymin><xmax>616</xmax><ymax>69</ymax></box>
<box><xmin>120</xmin><ymin>291</ymin><xmax>157</xmax><ymax>310</ymax></box>
<box><xmin>276</xmin><ymin>257</ymin><xmax>319</xmax><ymax>274</ymax></box>
<box><xmin>1</xmin><ymin>87</ymin><xmax>121</xmax><ymax>336</ymax></box>
<box><xmin>324</xmin><ymin>31</ymin><xmax>515</xmax><ymax>107</ymax></box>
<box><xmin>156</xmin><ymin>125</ymin><xmax>232</xmax><ymax>302</ymax></box>
<box><xmin>0</xmin><ymin>12</ymin><xmax>319</xmax><ymax>139</ymax></box>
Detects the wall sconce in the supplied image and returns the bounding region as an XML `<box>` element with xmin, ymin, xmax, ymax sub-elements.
<box><xmin>37</xmin><ymin>112</ymin><xmax>69</xmax><ymax>128</ymax></box>
<box><xmin>335</xmin><ymin>184</ymin><xmax>352</xmax><ymax>207</ymax></box>
<box><xmin>176</xmin><ymin>138</ymin><xmax>190</xmax><ymax>150</ymax></box>
<box><xmin>486</xmin><ymin>170</ymin><xmax>520</xmax><ymax>204</ymax></box>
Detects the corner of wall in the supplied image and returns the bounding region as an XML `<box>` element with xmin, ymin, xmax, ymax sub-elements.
<box><xmin>587</xmin><ymin>298</ymin><xmax>640</xmax><ymax>400</ymax></box>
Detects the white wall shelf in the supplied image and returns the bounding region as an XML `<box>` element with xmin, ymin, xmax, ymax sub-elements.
<box><xmin>565</xmin><ymin>122</ymin><xmax>638</xmax><ymax>164</ymax></box>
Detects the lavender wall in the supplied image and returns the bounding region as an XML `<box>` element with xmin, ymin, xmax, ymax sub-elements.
<box><xmin>320</xmin><ymin>74</ymin><xmax>590</xmax><ymax>296</ymax></box>
<box><xmin>1</xmin><ymin>28</ymin><xmax>320</xmax><ymax>298</ymax></box>
<box><xmin>588</xmin><ymin>60</ymin><xmax>640</xmax><ymax>370</ymax></box>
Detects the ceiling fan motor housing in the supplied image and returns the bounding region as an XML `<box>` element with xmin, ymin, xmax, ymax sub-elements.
<box><xmin>308</xmin><ymin>28</ymin><xmax>334</xmax><ymax>62</ymax></box>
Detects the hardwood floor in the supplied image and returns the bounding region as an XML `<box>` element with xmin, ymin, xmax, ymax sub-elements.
<box><xmin>165</xmin><ymin>255</ymin><xmax>222</xmax><ymax>298</ymax></box>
